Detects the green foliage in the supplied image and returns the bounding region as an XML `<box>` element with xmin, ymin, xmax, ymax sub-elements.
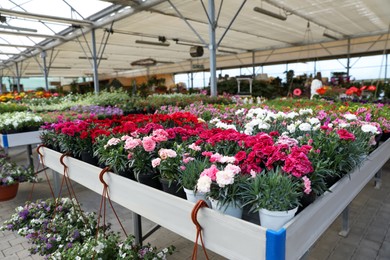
<box><xmin>241</xmin><ymin>168</ymin><xmax>302</xmax><ymax>212</ymax></box>
<box><xmin>180</xmin><ymin>158</ymin><xmax>210</xmax><ymax>190</ymax></box>
<box><xmin>0</xmin><ymin>103</ymin><xmax>28</xmax><ymax>113</ymax></box>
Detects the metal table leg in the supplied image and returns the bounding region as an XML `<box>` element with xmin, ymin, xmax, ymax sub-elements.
<box><xmin>374</xmin><ymin>169</ymin><xmax>382</xmax><ymax>189</ymax></box>
<box><xmin>339</xmin><ymin>206</ymin><xmax>350</xmax><ymax>237</ymax></box>
<box><xmin>27</xmin><ymin>144</ymin><xmax>34</xmax><ymax>169</ymax></box>
<box><xmin>52</xmin><ymin>170</ymin><xmax>61</xmax><ymax>197</ymax></box>
<box><xmin>133</xmin><ymin>212</ymin><xmax>143</xmax><ymax>245</ymax></box>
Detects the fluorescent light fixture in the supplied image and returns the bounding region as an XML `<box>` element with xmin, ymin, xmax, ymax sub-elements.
<box><xmin>51</xmin><ymin>66</ymin><xmax>71</xmax><ymax>69</ymax></box>
<box><xmin>323</xmin><ymin>32</ymin><xmax>339</xmax><ymax>40</ymax></box>
<box><xmin>0</xmin><ymin>52</ymin><xmax>24</xmax><ymax>56</ymax></box>
<box><xmin>113</xmin><ymin>68</ymin><xmax>131</xmax><ymax>71</ymax></box>
<box><xmin>157</xmin><ymin>61</ymin><xmax>174</xmax><ymax>64</ymax></box>
<box><xmin>0</xmin><ymin>24</ymin><xmax>37</xmax><ymax>33</ymax></box>
<box><xmin>25</xmin><ymin>72</ymin><xmax>42</xmax><ymax>75</ymax></box>
<box><xmin>135</xmin><ymin>40</ymin><xmax>170</xmax><ymax>47</ymax></box>
<box><xmin>253</xmin><ymin>7</ymin><xmax>287</xmax><ymax>21</ymax></box>
<box><xmin>79</xmin><ymin>56</ymin><xmax>107</xmax><ymax>60</ymax></box>
<box><xmin>218</xmin><ymin>49</ymin><xmax>238</xmax><ymax>54</ymax></box>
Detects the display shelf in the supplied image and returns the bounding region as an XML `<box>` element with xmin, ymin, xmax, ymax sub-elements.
<box><xmin>40</xmin><ymin>138</ymin><xmax>390</xmax><ymax>260</ymax></box>
<box><xmin>0</xmin><ymin>131</ymin><xmax>42</xmax><ymax>149</ymax></box>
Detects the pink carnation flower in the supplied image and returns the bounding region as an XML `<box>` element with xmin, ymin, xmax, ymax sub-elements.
<box><xmin>124</xmin><ymin>138</ymin><xmax>141</xmax><ymax>150</ymax></box>
<box><xmin>200</xmin><ymin>165</ymin><xmax>219</xmax><ymax>181</ymax></box>
<box><xmin>106</xmin><ymin>137</ymin><xmax>121</xmax><ymax>147</ymax></box>
<box><xmin>152</xmin><ymin>129</ymin><xmax>169</xmax><ymax>142</ymax></box>
<box><xmin>142</xmin><ymin>136</ymin><xmax>156</xmax><ymax>152</ymax></box>
<box><xmin>209</xmin><ymin>153</ymin><xmax>222</xmax><ymax>163</ymax></box>
<box><xmin>224</xmin><ymin>164</ymin><xmax>241</xmax><ymax>175</ymax></box>
<box><xmin>151</xmin><ymin>158</ymin><xmax>161</xmax><ymax>168</ymax></box>
<box><xmin>189</xmin><ymin>143</ymin><xmax>201</xmax><ymax>151</ymax></box>
<box><xmin>158</xmin><ymin>148</ymin><xmax>177</xmax><ymax>159</ymax></box>
<box><xmin>302</xmin><ymin>176</ymin><xmax>312</xmax><ymax>194</ymax></box>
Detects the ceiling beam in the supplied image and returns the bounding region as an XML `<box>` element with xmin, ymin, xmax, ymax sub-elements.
<box><xmin>0</xmin><ymin>30</ymin><xmax>65</xmax><ymax>39</ymax></box>
<box><xmin>0</xmin><ymin>43</ymin><xmax>43</xmax><ymax>49</ymax></box>
<box><xmin>262</xmin><ymin>0</ymin><xmax>348</xmax><ymax>38</ymax></box>
<box><xmin>0</xmin><ymin>0</ymin><xmax>167</xmax><ymax>69</ymax></box>
<box><xmin>0</xmin><ymin>8</ymin><xmax>93</xmax><ymax>26</ymax></box>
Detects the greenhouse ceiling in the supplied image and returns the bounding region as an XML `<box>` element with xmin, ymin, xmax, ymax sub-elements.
<box><xmin>0</xmin><ymin>0</ymin><xmax>389</xmax><ymax>79</ymax></box>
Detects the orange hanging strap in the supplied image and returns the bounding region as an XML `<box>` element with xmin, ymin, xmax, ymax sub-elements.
<box><xmin>97</xmin><ymin>167</ymin><xmax>128</xmax><ymax>238</ymax></box>
<box><xmin>59</xmin><ymin>152</ymin><xmax>87</xmax><ymax>223</ymax></box>
<box><xmin>191</xmin><ymin>200</ymin><xmax>210</xmax><ymax>260</ymax></box>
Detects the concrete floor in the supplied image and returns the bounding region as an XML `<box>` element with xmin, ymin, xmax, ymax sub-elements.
<box><xmin>1</xmin><ymin>146</ymin><xmax>389</xmax><ymax>260</ymax></box>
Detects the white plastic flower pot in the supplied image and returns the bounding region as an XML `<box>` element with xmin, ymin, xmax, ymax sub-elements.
<box><xmin>210</xmin><ymin>198</ymin><xmax>243</xmax><ymax>219</ymax></box>
<box><xmin>259</xmin><ymin>207</ymin><xmax>298</xmax><ymax>230</ymax></box>
<box><xmin>183</xmin><ymin>188</ymin><xmax>211</xmax><ymax>207</ymax></box>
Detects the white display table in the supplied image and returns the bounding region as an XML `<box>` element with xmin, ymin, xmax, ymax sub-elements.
<box><xmin>0</xmin><ymin>131</ymin><xmax>42</xmax><ymax>167</ymax></box>
<box><xmin>40</xmin><ymin>139</ymin><xmax>390</xmax><ymax>260</ymax></box>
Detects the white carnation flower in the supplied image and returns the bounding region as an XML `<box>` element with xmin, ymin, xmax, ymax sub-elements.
<box><xmin>361</xmin><ymin>124</ymin><xmax>379</xmax><ymax>134</ymax></box>
<box><xmin>343</xmin><ymin>114</ymin><xmax>357</xmax><ymax>120</ymax></box>
<box><xmin>196</xmin><ymin>176</ymin><xmax>212</xmax><ymax>193</ymax></box>
<box><xmin>299</xmin><ymin>123</ymin><xmax>312</xmax><ymax>131</ymax></box>
<box><xmin>216</xmin><ymin>170</ymin><xmax>235</xmax><ymax>188</ymax></box>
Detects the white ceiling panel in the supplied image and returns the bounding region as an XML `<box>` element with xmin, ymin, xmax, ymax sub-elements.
<box><xmin>0</xmin><ymin>0</ymin><xmax>389</xmax><ymax>78</ymax></box>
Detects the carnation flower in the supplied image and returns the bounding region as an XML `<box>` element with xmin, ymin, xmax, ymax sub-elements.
<box><xmin>298</xmin><ymin>123</ymin><xmax>311</xmax><ymax>131</ymax></box>
<box><xmin>151</xmin><ymin>158</ymin><xmax>161</xmax><ymax>168</ymax></box>
<box><xmin>343</xmin><ymin>113</ymin><xmax>357</xmax><ymax>121</ymax></box>
<box><xmin>224</xmin><ymin>164</ymin><xmax>241</xmax><ymax>175</ymax></box>
<box><xmin>196</xmin><ymin>175</ymin><xmax>212</xmax><ymax>193</ymax></box>
<box><xmin>124</xmin><ymin>138</ymin><xmax>141</xmax><ymax>150</ymax></box>
<box><xmin>337</xmin><ymin>129</ymin><xmax>356</xmax><ymax>141</ymax></box>
<box><xmin>158</xmin><ymin>148</ymin><xmax>177</xmax><ymax>159</ymax></box>
<box><xmin>142</xmin><ymin>136</ymin><xmax>156</xmax><ymax>152</ymax></box>
<box><xmin>302</xmin><ymin>176</ymin><xmax>312</xmax><ymax>194</ymax></box>
<box><xmin>216</xmin><ymin>170</ymin><xmax>235</xmax><ymax>188</ymax></box>
<box><xmin>200</xmin><ymin>165</ymin><xmax>219</xmax><ymax>181</ymax></box>
<box><xmin>361</xmin><ymin>124</ymin><xmax>379</xmax><ymax>134</ymax></box>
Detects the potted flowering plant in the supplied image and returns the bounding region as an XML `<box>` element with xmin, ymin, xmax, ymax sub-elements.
<box><xmin>195</xmin><ymin>152</ymin><xmax>247</xmax><ymax>218</ymax></box>
<box><xmin>1</xmin><ymin>197</ymin><xmax>175</xmax><ymax>259</ymax></box>
<box><xmin>94</xmin><ymin>135</ymin><xmax>134</xmax><ymax>179</ymax></box>
<box><xmin>0</xmin><ymin>148</ymin><xmax>36</xmax><ymax>201</ymax></box>
<box><xmin>240</xmin><ymin>168</ymin><xmax>303</xmax><ymax>230</ymax></box>
<box><xmin>151</xmin><ymin>143</ymin><xmax>188</xmax><ymax>198</ymax></box>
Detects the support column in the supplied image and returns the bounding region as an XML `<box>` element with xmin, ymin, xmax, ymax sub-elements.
<box><xmin>41</xmin><ymin>51</ymin><xmax>49</xmax><ymax>91</ymax></box>
<box><xmin>252</xmin><ymin>51</ymin><xmax>256</xmax><ymax>78</ymax></box>
<box><xmin>208</xmin><ymin>0</ymin><xmax>217</xmax><ymax>97</ymax></box>
<box><xmin>346</xmin><ymin>38</ymin><xmax>351</xmax><ymax>78</ymax></box>
<box><xmin>15</xmin><ymin>62</ymin><xmax>21</xmax><ymax>92</ymax></box>
<box><xmin>385</xmin><ymin>53</ymin><xmax>388</xmax><ymax>83</ymax></box>
<box><xmin>190</xmin><ymin>71</ymin><xmax>194</xmax><ymax>90</ymax></box>
<box><xmin>203</xmin><ymin>71</ymin><xmax>206</xmax><ymax>88</ymax></box>
<box><xmin>91</xmin><ymin>29</ymin><xmax>100</xmax><ymax>94</ymax></box>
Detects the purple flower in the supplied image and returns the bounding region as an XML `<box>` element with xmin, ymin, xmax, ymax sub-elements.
<box><xmin>18</xmin><ymin>209</ymin><xmax>29</xmax><ymax>220</ymax></box>
<box><xmin>72</xmin><ymin>230</ymin><xmax>80</xmax><ymax>239</ymax></box>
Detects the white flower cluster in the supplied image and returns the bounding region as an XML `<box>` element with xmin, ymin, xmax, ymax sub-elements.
<box><xmin>210</xmin><ymin>118</ymin><xmax>237</xmax><ymax>130</ymax></box>
<box><xmin>361</xmin><ymin>124</ymin><xmax>380</xmax><ymax>134</ymax></box>
<box><xmin>244</xmin><ymin>108</ymin><xmax>276</xmax><ymax>135</ymax></box>
<box><xmin>0</xmin><ymin>112</ymin><xmax>42</xmax><ymax>131</ymax></box>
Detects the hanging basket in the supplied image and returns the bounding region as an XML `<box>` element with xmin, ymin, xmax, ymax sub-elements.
<box><xmin>0</xmin><ymin>182</ymin><xmax>19</xmax><ymax>202</ymax></box>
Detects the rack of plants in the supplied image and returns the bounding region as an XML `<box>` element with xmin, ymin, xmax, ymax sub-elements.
<box><xmin>40</xmin><ymin>138</ymin><xmax>390</xmax><ymax>260</ymax></box>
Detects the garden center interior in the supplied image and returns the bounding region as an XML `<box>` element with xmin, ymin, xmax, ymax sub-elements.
<box><xmin>1</xmin><ymin>0</ymin><xmax>390</xmax><ymax>260</ymax></box>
